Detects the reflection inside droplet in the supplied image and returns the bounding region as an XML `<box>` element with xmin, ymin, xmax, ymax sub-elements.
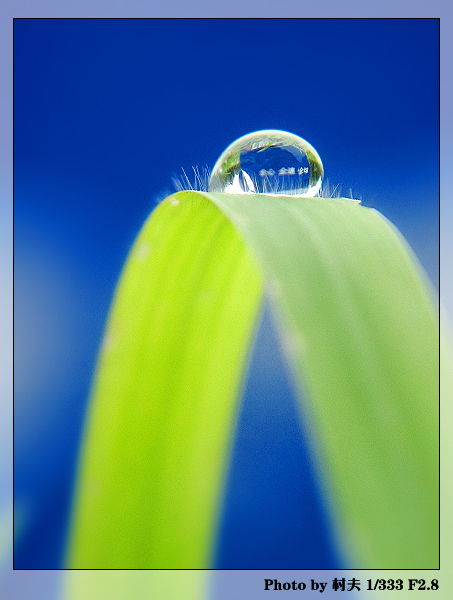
<box><xmin>209</xmin><ymin>130</ymin><xmax>323</xmax><ymax>197</ymax></box>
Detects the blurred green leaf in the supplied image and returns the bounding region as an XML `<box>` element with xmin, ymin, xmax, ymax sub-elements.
<box><xmin>208</xmin><ymin>191</ymin><xmax>439</xmax><ymax>568</ymax></box>
<box><xmin>65</xmin><ymin>570</ymin><xmax>208</xmax><ymax>600</ymax></box>
<box><xmin>66</xmin><ymin>191</ymin><xmax>439</xmax><ymax>574</ymax></box>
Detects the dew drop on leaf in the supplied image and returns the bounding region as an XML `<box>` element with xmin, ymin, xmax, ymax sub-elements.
<box><xmin>208</xmin><ymin>130</ymin><xmax>323</xmax><ymax>197</ymax></box>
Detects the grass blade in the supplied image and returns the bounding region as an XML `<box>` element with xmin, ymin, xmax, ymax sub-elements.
<box><xmin>207</xmin><ymin>191</ymin><xmax>439</xmax><ymax>568</ymax></box>
<box><xmin>67</xmin><ymin>193</ymin><xmax>262</xmax><ymax>568</ymax></box>
<box><xmin>67</xmin><ymin>190</ymin><xmax>439</xmax><ymax>572</ymax></box>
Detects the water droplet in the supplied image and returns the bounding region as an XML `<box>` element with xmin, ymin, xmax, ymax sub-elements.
<box><xmin>209</xmin><ymin>130</ymin><xmax>323</xmax><ymax>197</ymax></box>
<box><xmin>101</xmin><ymin>331</ymin><xmax>115</xmax><ymax>352</ymax></box>
<box><xmin>136</xmin><ymin>241</ymin><xmax>151</xmax><ymax>261</ymax></box>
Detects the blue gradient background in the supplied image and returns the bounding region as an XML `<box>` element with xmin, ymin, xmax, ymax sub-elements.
<box><xmin>7</xmin><ymin>12</ymin><xmax>444</xmax><ymax>596</ymax></box>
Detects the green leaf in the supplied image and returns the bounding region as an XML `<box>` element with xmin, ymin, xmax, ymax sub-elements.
<box><xmin>66</xmin><ymin>193</ymin><xmax>262</xmax><ymax>569</ymax></box>
<box><xmin>66</xmin><ymin>191</ymin><xmax>439</xmax><ymax>573</ymax></box>
<box><xmin>206</xmin><ymin>191</ymin><xmax>439</xmax><ymax>568</ymax></box>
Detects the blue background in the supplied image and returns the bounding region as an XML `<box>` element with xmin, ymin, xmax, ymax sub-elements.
<box><xmin>14</xmin><ymin>18</ymin><xmax>439</xmax><ymax>569</ymax></box>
